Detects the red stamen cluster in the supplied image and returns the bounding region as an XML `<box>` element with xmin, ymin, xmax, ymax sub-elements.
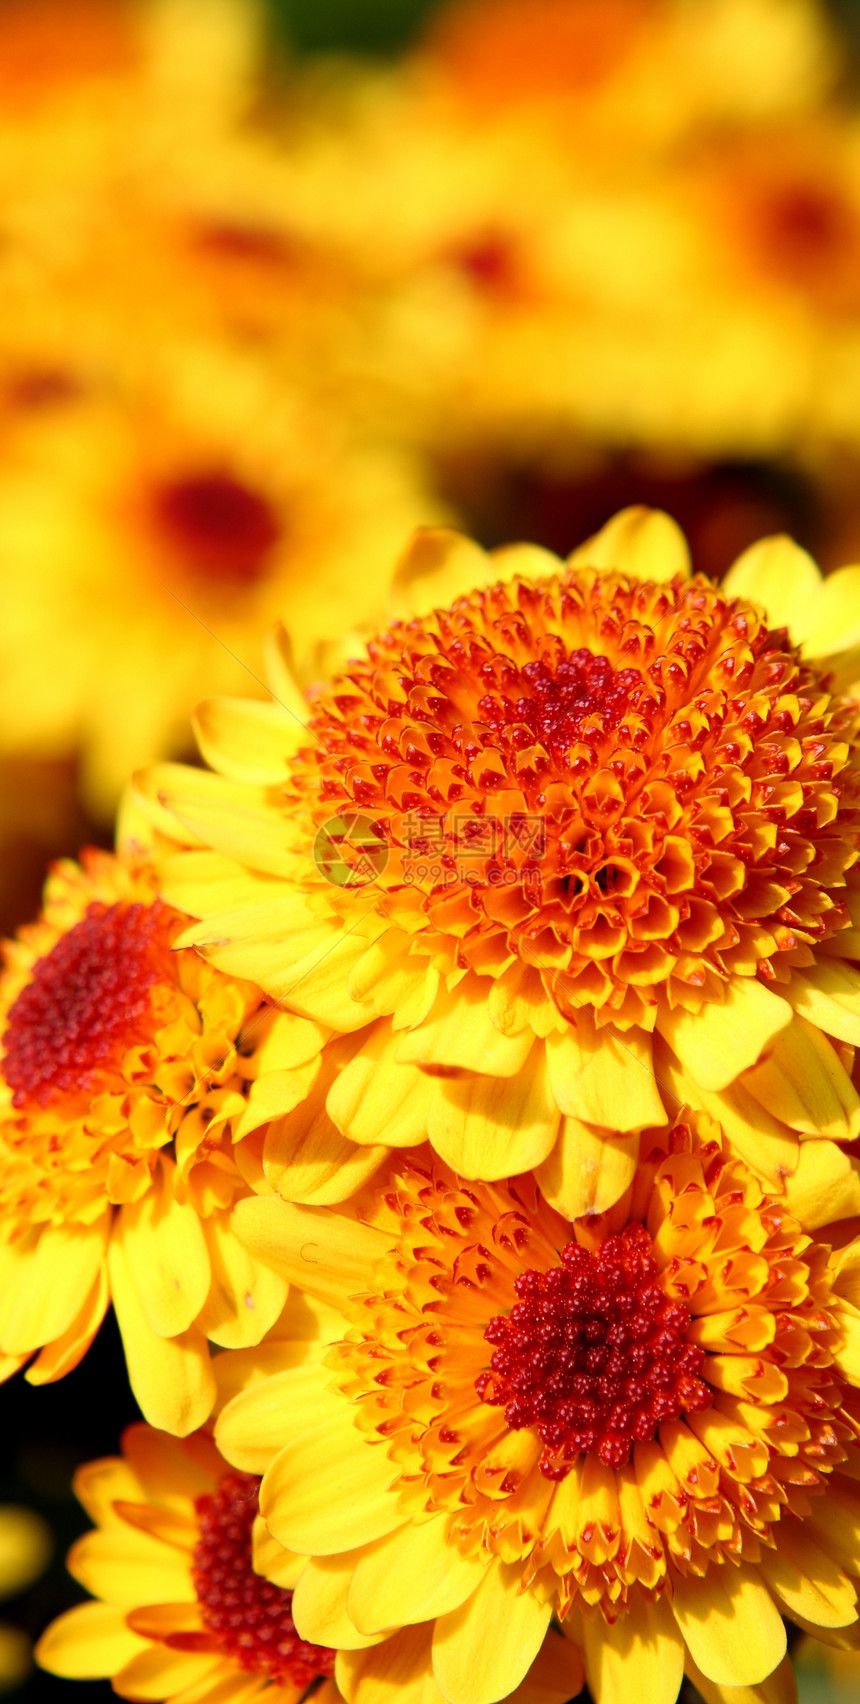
<box><xmin>193</xmin><ymin>1473</ymin><xmax>335</xmax><ymax>1687</ymax></box>
<box><xmin>476</xmin><ymin>1222</ymin><xmax>712</xmax><ymax>1473</ymax></box>
<box><xmin>478</xmin><ymin>649</ymin><xmax>644</xmax><ymax>758</ymax></box>
<box><xmin>152</xmin><ymin>472</ymin><xmax>280</xmax><ymax>586</ymax></box>
<box><xmin>1</xmin><ymin>900</ymin><xmax>167</xmax><ymax>1108</ymax></box>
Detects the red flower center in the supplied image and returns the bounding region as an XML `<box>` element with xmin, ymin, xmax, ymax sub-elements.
<box><xmin>476</xmin><ymin>1222</ymin><xmax>712</xmax><ymax>1474</ymax></box>
<box><xmin>478</xmin><ymin>647</ymin><xmax>645</xmax><ymax>760</ymax></box>
<box><xmin>152</xmin><ymin>472</ymin><xmax>281</xmax><ymax>587</ymax></box>
<box><xmin>193</xmin><ymin>1473</ymin><xmax>335</xmax><ymax>1687</ymax></box>
<box><xmin>1</xmin><ymin>900</ymin><xmax>168</xmax><ymax>1108</ymax></box>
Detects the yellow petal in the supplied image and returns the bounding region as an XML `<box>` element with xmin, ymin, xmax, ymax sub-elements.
<box><xmin>657</xmin><ymin>978</ymin><xmax>793</xmax><ymax>1092</ymax></box>
<box><xmin>121</xmin><ymin>1423</ymin><xmax>220</xmax><ymax>1506</ymax></box>
<box><xmin>263</xmin><ymin>1080</ymin><xmax>388</xmax><ymax>1207</ymax></box>
<box><xmin>507</xmin><ymin>1631</ymin><xmax>584</xmax><ymax>1704</ymax></box>
<box><xmin>261</xmin><ymin>1409</ymin><xmax>403</xmax><ymax>1556</ymax></box>
<box><xmin>192</xmin><ymin>696</ymin><xmax>307</xmax><ymax>785</ymax></box>
<box><xmin>159</xmin><ymin>850</ymin><xmax>294</xmax><ymax>920</ymax></box>
<box><xmin>337</xmin><ymin>1625</ymin><xmax>442</xmax><ymax>1704</ymax></box>
<box><xmin>264</xmin><ymin>623</ymin><xmax>313</xmax><ymax>722</ymax></box>
<box><xmin>217</xmin><ymin>1361</ymin><xmax>344</xmax><ymax>1475</ymax></box>
<box><xmin>72</xmin><ymin>1458</ymin><xmax>145</xmax><ymax>1529</ymax></box>
<box><xmin>25</xmin><ymin>1260</ymin><xmax>110</xmax><ymax>1385</ymax></box>
<box><xmin>782</xmin><ymin>1138</ymin><xmax>860</xmax><ymax>1228</ymax></box>
<box><xmin>654</xmin><ymin>1037</ymin><xmax>797</xmax><ymax>1188</ymax></box>
<box><xmin>721</xmin><ymin>537</ymin><xmax>822</xmax><ymax>637</ymax></box>
<box><xmin>582</xmin><ymin>1591</ymin><xmax>683</xmax><ymax>1704</ymax></box>
<box><xmin>120</xmin><ymin>1163</ymin><xmax>210</xmax><ymax>1339</ymax></box>
<box><xmin>536</xmin><ymin>1121</ymin><xmax>639</xmax><ymax>1219</ymax></box>
<box><xmin>251</xmin><ymin>1517</ymin><xmax>305</xmax><ymax>1590</ymax></box>
<box><xmin>800</xmin><ymin>564</ymin><xmax>860</xmax><ymax>659</ymax></box>
<box><xmin>546</xmin><ymin>1018</ymin><xmax>666</xmax><ymax>1132</ymax></box>
<box><xmin>670</xmin><ymin>1563</ymin><xmax>786</xmax><ymax>1686</ymax></box>
<box><xmin>684</xmin><ymin>1651</ymin><xmax>797</xmax><ymax>1704</ymax></box>
<box><xmin>67</xmin><ymin>1526</ymin><xmax>195</xmax><ymax>1609</ymax></box>
<box><xmin>107</xmin><ymin>1232</ymin><xmax>216</xmax><ymax>1437</ymax></box>
<box><xmin>168</xmin><ymin>1669</ymin><xmax>262</xmax><ymax>1704</ymax></box>
<box><xmin>112</xmin><ymin>1648</ymin><xmax>223</xmax><ymax>1701</ymax></box>
<box><xmin>0</xmin><ymin>1217</ymin><xmax>108</xmax><ymax>1356</ymax></box>
<box><xmin>327</xmin><ymin>1021</ymin><xmax>431</xmax><ymax>1149</ymax></box>
<box><xmin>36</xmin><ymin>1603</ymin><xmax>148</xmax><ymax>1679</ymax></box>
<box><xmin>348</xmin><ymin>1516</ymin><xmax>489</xmax><ymax>1634</ymax></box>
<box><xmin>784</xmin><ymin>961</ymin><xmax>860</xmax><ymax>1047</ymax></box>
<box><xmin>196</xmin><ymin>1210</ymin><xmax>288</xmax><ymax>1350</ymax></box>
<box><xmin>742</xmin><ymin>1014</ymin><xmax>860</xmax><ymax>1138</ymax></box>
<box><xmin>266</xmin><ymin>929</ymin><xmax>385</xmax><ymax>1032</ymax></box>
<box><xmin>396</xmin><ymin>982</ymin><xmax>534</xmax><ymax>1078</ymax></box>
<box><xmin>428</xmin><ymin>1053</ymin><xmax>560</xmax><ymax>1180</ymax></box>
<box><xmin>144</xmin><ymin>766</ymin><xmax>300</xmax><ymax>879</ymax></box>
<box><xmin>390</xmin><ymin>529</ymin><xmax>496</xmax><ymax>621</ymax></box>
<box><xmin>432</xmin><ymin>1561</ymin><xmax>552</xmax><ymax>1704</ymax></box>
<box><xmin>292</xmin><ymin>1553</ymin><xmax>388</xmax><ymax>1651</ymax></box>
<box><xmin>230</xmin><ymin>1197</ymin><xmax>388</xmax><ymax>1310</ymax></box>
<box><xmin>759</xmin><ymin>1521</ymin><xmax>857</xmax><ymax>1629</ymax></box>
<box><xmin>568</xmin><ymin>507</ymin><xmax>691</xmax><ymax>582</ymax></box>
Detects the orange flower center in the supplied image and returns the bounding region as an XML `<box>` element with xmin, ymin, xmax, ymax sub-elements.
<box><xmin>477</xmin><ymin>1223</ymin><xmax>711</xmax><ymax>1475</ymax></box>
<box><xmin>294</xmin><ymin>567</ymin><xmax>860</xmax><ymax>1022</ymax></box>
<box><xmin>2</xmin><ymin>900</ymin><xmax>169</xmax><ymax>1108</ymax></box>
<box><xmin>152</xmin><ymin>472</ymin><xmax>281</xmax><ymax>588</ymax></box>
<box><xmin>193</xmin><ymin>1473</ymin><xmax>335</xmax><ymax>1686</ymax></box>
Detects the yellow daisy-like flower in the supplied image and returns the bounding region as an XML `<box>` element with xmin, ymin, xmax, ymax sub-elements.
<box><xmin>0</xmin><ymin>361</ymin><xmax>442</xmax><ymax>813</ymax></box>
<box><xmin>35</xmin><ymin>1422</ymin><xmax>340</xmax><ymax>1704</ymax></box>
<box><xmin>140</xmin><ymin>509</ymin><xmax>860</xmax><ymax>1223</ymax></box>
<box><xmin>218</xmin><ymin>1108</ymin><xmax>860</xmax><ymax>1704</ymax></box>
<box><xmin>0</xmin><ymin>845</ymin><xmax>333</xmax><ymax>1433</ymax></box>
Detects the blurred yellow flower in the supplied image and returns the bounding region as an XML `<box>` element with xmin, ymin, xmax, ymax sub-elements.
<box><xmin>0</xmin><ymin>358</ymin><xmax>442</xmax><ymax>813</ymax></box>
<box><xmin>0</xmin><ymin>1504</ymin><xmax>53</xmax><ymax>1694</ymax></box>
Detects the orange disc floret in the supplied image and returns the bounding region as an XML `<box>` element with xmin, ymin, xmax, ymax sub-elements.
<box><xmin>289</xmin><ymin>567</ymin><xmax>860</xmax><ymax>1028</ymax></box>
<box><xmin>321</xmin><ymin>1112</ymin><xmax>856</xmax><ymax>1621</ymax></box>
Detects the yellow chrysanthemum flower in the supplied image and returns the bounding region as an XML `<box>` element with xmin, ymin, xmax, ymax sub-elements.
<box><xmin>0</xmin><ymin>846</ymin><xmax>341</xmax><ymax>1434</ymax></box>
<box><xmin>35</xmin><ymin>1422</ymin><xmax>340</xmax><ymax>1704</ymax></box>
<box><xmin>137</xmin><ymin>510</ymin><xmax>860</xmax><ymax>1224</ymax></box>
<box><xmin>217</xmin><ymin>1108</ymin><xmax>860</xmax><ymax>1704</ymax></box>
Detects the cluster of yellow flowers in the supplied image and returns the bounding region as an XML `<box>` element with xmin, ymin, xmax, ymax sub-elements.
<box><xmin>7</xmin><ymin>2</ymin><xmax>860</xmax><ymax>1704</ymax></box>
<box><xmin>1</xmin><ymin>507</ymin><xmax>859</xmax><ymax>1704</ymax></box>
